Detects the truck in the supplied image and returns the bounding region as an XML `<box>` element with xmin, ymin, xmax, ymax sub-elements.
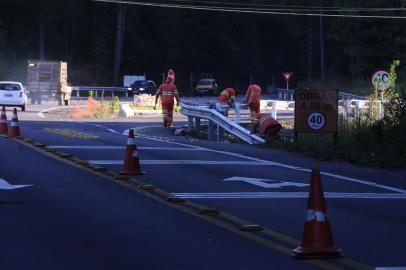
<box><xmin>27</xmin><ymin>60</ymin><xmax>71</xmax><ymax>105</ymax></box>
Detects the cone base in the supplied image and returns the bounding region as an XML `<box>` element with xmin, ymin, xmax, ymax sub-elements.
<box><xmin>120</xmin><ymin>171</ymin><xmax>146</xmax><ymax>176</ymax></box>
<box><xmin>292</xmin><ymin>246</ymin><xmax>343</xmax><ymax>259</ymax></box>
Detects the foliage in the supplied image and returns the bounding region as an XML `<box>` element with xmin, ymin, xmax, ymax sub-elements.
<box><xmin>1</xmin><ymin>0</ymin><xmax>406</xmax><ymax>92</ymax></box>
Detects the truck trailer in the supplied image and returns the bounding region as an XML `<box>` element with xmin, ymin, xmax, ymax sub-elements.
<box><xmin>27</xmin><ymin>60</ymin><xmax>71</xmax><ymax>105</ymax></box>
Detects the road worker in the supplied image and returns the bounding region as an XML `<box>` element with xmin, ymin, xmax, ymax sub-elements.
<box><xmin>218</xmin><ymin>87</ymin><xmax>236</xmax><ymax>116</ymax></box>
<box><xmin>252</xmin><ymin>113</ymin><xmax>282</xmax><ymax>141</ymax></box>
<box><xmin>167</xmin><ymin>69</ymin><xmax>175</xmax><ymax>83</ymax></box>
<box><xmin>245</xmin><ymin>84</ymin><xmax>262</xmax><ymax>130</ymax></box>
<box><xmin>154</xmin><ymin>75</ymin><xmax>180</xmax><ymax>127</ymax></box>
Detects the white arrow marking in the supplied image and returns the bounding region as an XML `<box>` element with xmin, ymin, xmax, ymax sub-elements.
<box><xmin>223</xmin><ymin>176</ymin><xmax>309</xmax><ymax>189</ymax></box>
<box><xmin>0</xmin><ymin>179</ymin><xmax>32</xmax><ymax>190</ymax></box>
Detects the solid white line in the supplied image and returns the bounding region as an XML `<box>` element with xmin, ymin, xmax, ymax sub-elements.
<box><xmin>107</xmin><ymin>128</ymin><xmax>120</xmax><ymax>134</ymax></box>
<box><xmin>172</xmin><ymin>192</ymin><xmax>406</xmax><ymax>199</ymax></box>
<box><xmin>48</xmin><ymin>145</ymin><xmax>206</xmax><ymax>151</ymax></box>
<box><xmin>88</xmin><ymin>160</ymin><xmax>269</xmax><ymax>165</ymax></box>
<box><xmin>375</xmin><ymin>267</ymin><xmax>406</xmax><ymax>270</ymax></box>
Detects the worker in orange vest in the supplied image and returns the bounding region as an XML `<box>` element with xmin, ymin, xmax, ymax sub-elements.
<box><xmin>154</xmin><ymin>75</ymin><xmax>180</xmax><ymax>127</ymax></box>
<box><xmin>218</xmin><ymin>87</ymin><xmax>236</xmax><ymax>116</ymax></box>
<box><xmin>219</xmin><ymin>87</ymin><xmax>236</xmax><ymax>105</ymax></box>
<box><xmin>252</xmin><ymin>113</ymin><xmax>282</xmax><ymax>141</ymax></box>
<box><xmin>245</xmin><ymin>84</ymin><xmax>262</xmax><ymax>130</ymax></box>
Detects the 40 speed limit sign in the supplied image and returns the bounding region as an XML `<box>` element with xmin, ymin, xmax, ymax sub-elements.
<box><xmin>294</xmin><ymin>90</ymin><xmax>338</xmax><ymax>133</ymax></box>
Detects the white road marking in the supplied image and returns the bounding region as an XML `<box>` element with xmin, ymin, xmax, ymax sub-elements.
<box><xmin>88</xmin><ymin>160</ymin><xmax>269</xmax><ymax>165</ymax></box>
<box><xmin>375</xmin><ymin>267</ymin><xmax>406</xmax><ymax>270</ymax></box>
<box><xmin>122</xmin><ymin>128</ymin><xmax>406</xmax><ymax>195</ymax></box>
<box><xmin>76</xmin><ymin>125</ymin><xmax>406</xmax><ymax>195</ymax></box>
<box><xmin>38</xmin><ymin>105</ymin><xmax>86</xmax><ymax>118</ymax></box>
<box><xmin>172</xmin><ymin>192</ymin><xmax>406</xmax><ymax>199</ymax></box>
<box><xmin>0</xmin><ymin>178</ymin><xmax>32</xmax><ymax>190</ymax></box>
<box><xmin>107</xmin><ymin>128</ymin><xmax>121</xmax><ymax>134</ymax></box>
<box><xmin>48</xmin><ymin>145</ymin><xmax>204</xmax><ymax>151</ymax></box>
<box><xmin>223</xmin><ymin>176</ymin><xmax>309</xmax><ymax>189</ymax></box>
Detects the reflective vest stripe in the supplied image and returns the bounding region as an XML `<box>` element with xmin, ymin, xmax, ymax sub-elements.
<box><xmin>259</xmin><ymin>116</ymin><xmax>273</xmax><ymax>126</ymax></box>
<box><xmin>306</xmin><ymin>209</ymin><xmax>326</xmax><ymax>222</ymax></box>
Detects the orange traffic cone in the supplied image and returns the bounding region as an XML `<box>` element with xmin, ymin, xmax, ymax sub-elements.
<box><xmin>8</xmin><ymin>108</ymin><xmax>21</xmax><ymax>138</ymax></box>
<box><xmin>0</xmin><ymin>106</ymin><xmax>8</xmax><ymax>134</ymax></box>
<box><xmin>293</xmin><ymin>169</ymin><xmax>342</xmax><ymax>259</ymax></box>
<box><xmin>120</xmin><ymin>129</ymin><xmax>145</xmax><ymax>175</ymax></box>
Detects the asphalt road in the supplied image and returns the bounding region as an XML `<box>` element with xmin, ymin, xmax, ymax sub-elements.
<box><xmin>1</xmin><ymin>103</ymin><xmax>406</xmax><ymax>270</ymax></box>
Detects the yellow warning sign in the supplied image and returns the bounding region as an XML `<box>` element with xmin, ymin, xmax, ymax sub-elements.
<box><xmin>294</xmin><ymin>90</ymin><xmax>338</xmax><ymax>133</ymax></box>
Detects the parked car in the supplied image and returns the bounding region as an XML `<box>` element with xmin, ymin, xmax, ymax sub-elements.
<box><xmin>128</xmin><ymin>80</ymin><xmax>157</xmax><ymax>96</ymax></box>
<box><xmin>0</xmin><ymin>81</ymin><xmax>28</xmax><ymax>111</ymax></box>
<box><xmin>194</xmin><ymin>79</ymin><xmax>218</xmax><ymax>96</ymax></box>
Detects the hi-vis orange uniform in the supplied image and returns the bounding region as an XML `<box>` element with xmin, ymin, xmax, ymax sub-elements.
<box><xmin>254</xmin><ymin>113</ymin><xmax>281</xmax><ymax>139</ymax></box>
<box><xmin>246</xmin><ymin>84</ymin><xmax>262</xmax><ymax>129</ymax></box>
<box><xmin>219</xmin><ymin>88</ymin><xmax>236</xmax><ymax>104</ymax></box>
<box><xmin>155</xmin><ymin>77</ymin><xmax>179</xmax><ymax>127</ymax></box>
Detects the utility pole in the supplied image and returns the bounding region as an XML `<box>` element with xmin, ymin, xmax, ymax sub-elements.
<box><xmin>319</xmin><ymin>0</ymin><xmax>325</xmax><ymax>81</ymax></box>
<box><xmin>113</xmin><ymin>4</ymin><xmax>126</xmax><ymax>86</ymax></box>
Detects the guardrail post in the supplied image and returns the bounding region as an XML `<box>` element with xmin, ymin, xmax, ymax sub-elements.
<box><xmin>234</xmin><ymin>102</ymin><xmax>240</xmax><ymax>123</ymax></box>
<box><xmin>195</xmin><ymin>117</ymin><xmax>201</xmax><ymax>137</ymax></box>
<box><xmin>188</xmin><ymin>116</ymin><xmax>194</xmax><ymax>133</ymax></box>
<box><xmin>217</xmin><ymin>124</ymin><xmax>225</xmax><ymax>142</ymax></box>
<box><xmin>271</xmin><ymin>101</ymin><xmax>278</xmax><ymax>120</ymax></box>
<box><xmin>76</xmin><ymin>90</ymin><xmax>80</xmax><ymax>98</ymax></box>
<box><xmin>208</xmin><ymin>120</ymin><xmax>215</xmax><ymax>141</ymax></box>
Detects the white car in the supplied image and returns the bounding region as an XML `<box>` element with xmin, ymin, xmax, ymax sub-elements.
<box><xmin>0</xmin><ymin>81</ymin><xmax>28</xmax><ymax>111</ymax></box>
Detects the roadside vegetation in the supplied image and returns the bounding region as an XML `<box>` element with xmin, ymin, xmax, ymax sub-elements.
<box><xmin>275</xmin><ymin>60</ymin><xmax>406</xmax><ymax>168</ymax></box>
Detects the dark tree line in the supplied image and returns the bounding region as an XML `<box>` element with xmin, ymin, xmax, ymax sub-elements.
<box><xmin>1</xmin><ymin>0</ymin><xmax>406</xmax><ymax>95</ymax></box>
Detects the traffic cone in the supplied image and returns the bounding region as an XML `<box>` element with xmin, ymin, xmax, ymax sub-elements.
<box><xmin>120</xmin><ymin>129</ymin><xmax>145</xmax><ymax>175</ymax></box>
<box><xmin>8</xmin><ymin>108</ymin><xmax>21</xmax><ymax>138</ymax></box>
<box><xmin>0</xmin><ymin>106</ymin><xmax>8</xmax><ymax>134</ymax></box>
<box><xmin>293</xmin><ymin>169</ymin><xmax>342</xmax><ymax>259</ymax></box>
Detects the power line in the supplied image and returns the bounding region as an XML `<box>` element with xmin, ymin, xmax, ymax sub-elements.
<box><xmin>93</xmin><ymin>0</ymin><xmax>406</xmax><ymax>19</ymax></box>
<box><xmin>172</xmin><ymin>0</ymin><xmax>406</xmax><ymax>12</ymax></box>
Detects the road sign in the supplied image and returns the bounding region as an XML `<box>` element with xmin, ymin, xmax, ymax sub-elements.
<box><xmin>282</xmin><ymin>72</ymin><xmax>294</xmax><ymax>90</ymax></box>
<box><xmin>282</xmin><ymin>72</ymin><xmax>294</xmax><ymax>81</ymax></box>
<box><xmin>223</xmin><ymin>177</ymin><xmax>309</xmax><ymax>189</ymax></box>
<box><xmin>371</xmin><ymin>69</ymin><xmax>390</xmax><ymax>91</ymax></box>
<box><xmin>294</xmin><ymin>90</ymin><xmax>338</xmax><ymax>133</ymax></box>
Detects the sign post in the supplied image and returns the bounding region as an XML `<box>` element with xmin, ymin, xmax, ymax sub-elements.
<box><xmin>294</xmin><ymin>90</ymin><xmax>338</xmax><ymax>144</ymax></box>
<box><xmin>371</xmin><ymin>69</ymin><xmax>390</xmax><ymax>119</ymax></box>
<box><xmin>282</xmin><ymin>72</ymin><xmax>294</xmax><ymax>90</ymax></box>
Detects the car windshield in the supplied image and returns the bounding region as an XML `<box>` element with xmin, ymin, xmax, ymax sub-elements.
<box><xmin>133</xmin><ymin>81</ymin><xmax>148</xmax><ymax>86</ymax></box>
<box><xmin>198</xmin><ymin>80</ymin><xmax>213</xmax><ymax>85</ymax></box>
<box><xmin>0</xmin><ymin>83</ymin><xmax>21</xmax><ymax>91</ymax></box>
<box><xmin>147</xmin><ymin>81</ymin><xmax>156</xmax><ymax>86</ymax></box>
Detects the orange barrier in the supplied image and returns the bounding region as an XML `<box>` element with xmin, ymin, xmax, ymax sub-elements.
<box><xmin>8</xmin><ymin>108</ymin><xmax>21</xmax><ymax>138</ymax></box>
<box><xmin>120</xmin><ymin>129</ymin><xmax>145</xmax><ymax>175</ymax></box>
<box><xmin>0</xmin><ymin>106</ymin><xmax>8</xmax><ymax>134</ymax></box>
<box><xmin>293</xmin><ymin>169</ymin><xmax>342</xmax><ymax>259</ymax></box>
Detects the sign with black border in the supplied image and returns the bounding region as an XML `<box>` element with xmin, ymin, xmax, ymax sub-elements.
<box><xmin>294</xmin><ymin>90</ymin><xmax>338</xmax><ymax>133</ymax></box>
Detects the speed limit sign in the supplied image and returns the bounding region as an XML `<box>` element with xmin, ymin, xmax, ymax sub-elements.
<box><xmin>307</xmin><ymin>112</ymin><xmax>325</xmax><ymax>130</ymax></box>
<box><xmin>371</xmin><ymin>70</ymin><xmax>390</xmax><ymax>90</ymax></box>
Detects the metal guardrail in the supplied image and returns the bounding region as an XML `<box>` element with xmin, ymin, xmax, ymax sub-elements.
<box><xmin>180</xmin><ymin>101</ymin><xmax>265</xmax><ymax>145</ymax></box>
<box><xmin>71</xmin><ymin>86</ymin><xmax>129</xmax><ymax>97</ymax></box>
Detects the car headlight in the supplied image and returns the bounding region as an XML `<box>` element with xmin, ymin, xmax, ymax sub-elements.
<box><xmin>139</xmin><ymin>88</ymin><xmax>145</xmax><ymax>91</ymax></box>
